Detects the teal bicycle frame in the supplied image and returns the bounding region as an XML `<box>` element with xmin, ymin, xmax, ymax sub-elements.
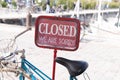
<box><xmin>19</xmin><ymin>58</ymin><xmax>52</xmax><ymax>80</ymax></box>
<box><xmin>19</xmin><ymin>58</ymin><xmax>78</xmax><ymax>80</ymax></box>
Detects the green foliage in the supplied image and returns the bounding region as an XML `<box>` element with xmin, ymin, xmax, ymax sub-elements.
<box><xmin>1</xmin><ymin>1</ymin><xmax>7</xmax><ymax>8</ymax></box>
<box><xmin>33</xmin><ymin>0</ymin><xmax>120</xmax><ymax>11</ymax></box>
<box><xmin>35</xmin><ymin>0</ymin><xmax>46</xmax><ymax>10</ymax></box>
<box><xmin>48</xmin><ymin>0</ymin><xmax>77</xmax><ymax>10</ymax></box>
<box><xmin>81</xmin><ymin>0</ymin><xmax>96</xmax><ymax>9</ymax></box>
<box><xmin>35</xmin><ymin>0</ymin><xmax>98</xmax><ymax>10</ymax></box>
<box><xmin>12</xmin><ymin>1</ymin><xmax>17</xmax><ymax>8</ymax></box>
<box><xmin>109</xmin><ymin>1</ymin><xmax>120</xmax><ymax>8</ymax></box>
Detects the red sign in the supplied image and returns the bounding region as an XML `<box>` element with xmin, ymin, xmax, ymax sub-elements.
<box><xmin>35</xmin><ymin>16</ymin><xmax>80</xmax><ymax>51</ymax></box>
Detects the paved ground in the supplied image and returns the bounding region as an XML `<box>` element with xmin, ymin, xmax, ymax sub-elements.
<box><xmin>0</xmin><ymin>17</ymin><xmax>120</xmax><ymax>80</ymax></box>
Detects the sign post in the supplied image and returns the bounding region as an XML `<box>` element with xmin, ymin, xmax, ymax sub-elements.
<box><xmin>35</xmin><ymin>16</ymin><xmax>80</xmax><ymax>80</ymax></box>
<box><xmin>52</xmin><ymin>49</ymin><xmax>57</xmax><ymax>80</ymax></box>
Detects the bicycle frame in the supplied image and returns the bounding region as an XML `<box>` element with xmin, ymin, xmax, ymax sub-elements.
<box><xmin>19</xmin><ymin>58</ymin><xmax>78</xmax><ymax>80</ymax></box>
<box><xmin>19</xmin><ymin>58</ymin><xmax>52</xmax><ymax>80</ymax></box>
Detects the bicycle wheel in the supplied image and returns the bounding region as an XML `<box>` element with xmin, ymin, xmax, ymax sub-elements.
<box><xmin>0</xmin><ymin>39</ymin><xmax>17</xmax><ymax>59</ymax></box>
<box><xmin>0</xmin><ymin>39</ymin><xmax>18</xmax><ymax>80</ymax></box>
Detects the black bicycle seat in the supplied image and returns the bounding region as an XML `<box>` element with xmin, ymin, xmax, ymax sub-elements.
<box><xmin>55</xmin><ymin>57</ymin><xmax>88</xmax><ymax>77</ymax></box>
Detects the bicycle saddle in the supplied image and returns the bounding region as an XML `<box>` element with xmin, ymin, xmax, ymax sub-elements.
<box><xmin>55</xmin><ymin>57</ymin><xmax>88</xmax><ymax>77</ymax></box>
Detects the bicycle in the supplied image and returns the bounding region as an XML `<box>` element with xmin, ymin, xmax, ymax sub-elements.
<box><xmin>0</xmin><ymin>27</ymin><xmax>89</xmax><ymax>80</ymax></box>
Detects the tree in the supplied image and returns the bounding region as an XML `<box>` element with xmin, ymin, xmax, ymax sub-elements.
<box><xmin>112</xmin><ymin>0</ymin><xmax>120</xmax><ymax>2</ymax></box>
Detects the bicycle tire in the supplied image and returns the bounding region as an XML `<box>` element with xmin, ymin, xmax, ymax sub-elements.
<box><xmin>0</xmin><ymin>39</ymin><xmax>18</xmax><ymax>60</ymax></box>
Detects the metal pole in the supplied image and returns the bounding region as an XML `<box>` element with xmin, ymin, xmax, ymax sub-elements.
<box><xmin>98</xmin><ymin>0</ymin><xmax>102</xmax><ymax>28</ymax></box>
<box><xmin>117</xmin><ymin>6</ymin><xmax>120</xmax><ymax>27</ymax></box>
<box><xmin>77</xmin><ymin>0</ymin><xmax>80</xmax><ymax>19</ymax></box>
<box><xmin>52</xmin><ymin>49</ymin><xmax>57</xmax><ymax>80</ymax></box>
<box><xmin>71</xmin><ymin>0</ymin><xmax>80</xmax><ymax>18</ymax></box>
<box><xmin>26</xmin><ymin>12</ymin><xmax>32</xmax><ymax>29</ymax></box>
